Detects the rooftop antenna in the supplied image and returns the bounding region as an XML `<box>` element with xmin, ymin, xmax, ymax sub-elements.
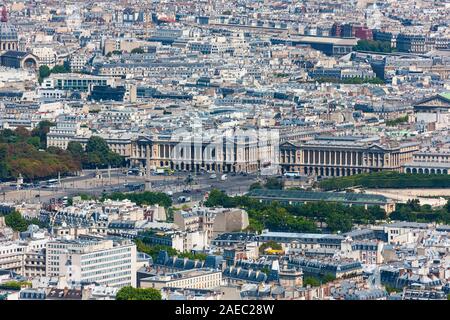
<box><xmin>1</xmin><ymin>5</ymin><xmax>7</xmax><ymax>23</ymax></box>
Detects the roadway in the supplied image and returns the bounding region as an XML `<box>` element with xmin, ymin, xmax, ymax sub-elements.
<box><xmin>0</xmin><ymin>169</ymin><xmax>261</xmax><ymax>205</ymax></box>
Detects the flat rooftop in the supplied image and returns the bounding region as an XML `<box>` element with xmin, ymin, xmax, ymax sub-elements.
<box><xmin>273</xmin><ymin>35</ymin><xmax>358</xmax><ymax>46</ymax></box>
<box><xmin>142</xmin><ymin>268</ymin><xmax>220</xmax><ymax>282</ymax></box>
<box><xmin>247</xmin><ymin>189</ymin><xmax>391</xmax><ymax>205</ymax></box>
<box><xmin>260</xmin><ymin>231</ymin><xmax>344</xmax><ymax>240</ymax></box>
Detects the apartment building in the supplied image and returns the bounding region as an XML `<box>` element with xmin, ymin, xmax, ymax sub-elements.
<box><xmin>46</xmin><ymin>114</ymin><xmax>90</xmax><ymax>150</ymax></box>
<box><xmin>138</xmin><ymin>230</ymin><xmax>208</xmax><ymax>252</ymax></box>
<box><xmin>0</xmin><ymin>242</ymin><xmax>26</xmax><ymax>273</ymax></box>
<box><xmin>140</xmin><ymin>268</ymin><xmax>222</xmax><ymax>290</ymax></box>
<box><xmin>174</xmin><ymin>207</ymin><xmax>249</xmax><ymax>242</ymax></box>
<box><xmin>0</xmin><ymin>238</ymin><xmax>47</xmax><ymax>277</ymax></box>
<box><xmin>46</xmin><ymin>239</ymin><xmax>137</xmax><ymax>288</ymax></box>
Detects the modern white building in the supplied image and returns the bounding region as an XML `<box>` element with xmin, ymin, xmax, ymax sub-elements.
<box><xmin>46</xmin><ymin>239</ymin><xmax>137</xmax><ymax>288</ymax></box>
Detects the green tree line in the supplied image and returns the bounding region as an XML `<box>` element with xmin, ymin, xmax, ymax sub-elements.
<box><xmin>0</xmin><ymin>125</ymin><xmax>79</xmax><ymax>180</ymax></box>
<box><xmin>204</xmin><ymin>189</ymin><xmax>386</xmax><ymax>233</ymax></box>
<box><xmin>319</xmin><ymin>172</ymin><xmax>450</xmax><ymax>190</ymax></box>
<box><xmin>303</xmin><ymin>274</ymin><xmax>336</xmax><ymax>287</ymax></box>
<box><xmin>390</xmin><ymin>199</ymin><xmax>450</xmax><ymax>224</ymax></box>
<box><xmin>0</xmin><ymin>125</ymin><xmax>124</xmax><ymax>181</ymax></box>
<box><xmin>353</xmin><ymin>40</ymin><xmax>396</xmax><ymax>53</ymax></box>
<box><xmin>38</xmin><ymin>64</ymin><xmax>70</xmax><ymax>83</ymax></box>
<box><xmin>67</xmin><ymin>136</ymin><xmax>124</xmax><ymax>169</ymax></box>
<box><xmin>385</xmin><ymin>115</ymin><xmax>408</xmax><ymax>126</ymax></box>
<box><xmin>0</xmin><ymin>281</ymin><xmax>31</xmax><ymax>291</ymax></box>
<box><xmin>116</xmin><ymin>286</ymin><xmax>161</xmax><ymax>300</ymax></box>
<box><xmin>0</xmin><ymin>211</ymin><xmax>47</xmax><ymax>232</ymax></box>
<box><xmin>249</xmin><ymin>177</ymin><xmax>283</xmax><ymax>191</ymax></box>
<box><xmin>134</xmin><ymin>238</ymin><xmax>207</xmax><ymax>261</ymax></box>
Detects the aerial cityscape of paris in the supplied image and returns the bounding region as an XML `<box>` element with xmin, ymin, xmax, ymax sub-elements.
<box><xmin>0</xmin><ymin>0</ymin><xmax>449</xmax><ymax>308</ymax></box>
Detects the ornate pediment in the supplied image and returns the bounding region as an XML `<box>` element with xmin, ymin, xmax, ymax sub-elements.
<box><xmin>414</xmin><ymin>94</ymin><xmax>450</xmax><ymax>110</ymax></box>
<box><xmin>135</xmin><ymin>136</ymin><xmax>153</xmax><ymax>144</ymax></box>
<box><xmin>280</xmin><ymin>141</ymin><xmax>300</xmax><ymax>149</ymax></box>
<box><xmin>366</xmin><ymin>144</ymin><xmax>387</xmax><ymax>152</ymax></box>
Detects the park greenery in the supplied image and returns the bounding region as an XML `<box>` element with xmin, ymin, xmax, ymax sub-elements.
<box><xmin>0</xmin><ymin>125</ymin><xmax>125</xmax><ymax>181</ymax></box>
<box><xmin>390</xmin><ymin>199</ymin><xmax>450</xmax><ymax>224</ymax></box>
<box><xmin>385</xmin><ymin>115</ymin><xmax>408</xmax><ymax>126</ymax></box>
<box><xmin>0</xmin><ymin>125</ymin><xmax>79</xmax><ymax>180</ymax></box>
<box><xmin>106</xmin><ymin>50</ymin><xmax>123</xmax><ymax>57</ymax></box>
<box><xmin>38</xmin><ymin>64</ymin><xmax>70</xmax><ymax>83</ymax></box>
<box><xmin>0</xmin><ymin>281</ymin><xmax>32</xmax><ymax>291</ymax></box>
<box><xmin>303</xmin><ymin>274</ymin><xmax>336</xmax><ymax>287</ymax></box>
<box><xmin>318</xmin><ymin>172</ymin><xmax>450</xmax><ymax>190</ymax></box>
<box><xmin>103</xmin><ymin>191</ymin><xmax>173</xmax><ymax>208</ymax></box>
<box><xmin>204</xmin><ymin>189</ymin><xmax>386</xmax><ymax>233</ymax></box>
<box><xmin>0</xmin><ymin>211</ymin><xmax>47</xmax><ymax>232</ymax></box>
<box><xmin>116</xmin><ymin>286</ymin><xmax>162</xmax><ymax>300</ymax></box>
<box><xmin>353</xmin><ymin>40</ymin><xmax>396</xmax><ymax>53</ymax></box>
<box><xmin>131</xmin><ymin>48</ymin><xmax>145</xmax><ymax>54</ymax></box>
<box><xmin>134</xmin><ymin>238</ymin><xmax>208</xmax><ymax>261</ymax></box>
<box><xmin>67</xmin><ymin>136</ymin><xmax>124</xmax><ymax>169</ymax></box>
<box><xmin>32</xmin><ymin>120</ymin><xmax>55</xmax><ymax>149</ymax></box>
<box><xmin>385</xmin><ymin>284</ymin><xmax>402</xmax><ymax>294</ymax></box>
<box><xmin>249</xmin><ymin>177</ymin><xmax>283</xmax><ymax>191</ymax></box>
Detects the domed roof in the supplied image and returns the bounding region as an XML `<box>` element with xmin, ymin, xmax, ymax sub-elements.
<box><xmin>0</xmin><ymin>22</ymin><xmax>17</xmax><ymax>41</ymax></box>
<box><xmin>0</xmin><ymin>6</ymin><xmax>17</xmax><ymax>42</ymax></box>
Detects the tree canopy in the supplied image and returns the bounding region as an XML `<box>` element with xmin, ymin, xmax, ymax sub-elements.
<box><xmin>131</xmin><ymin>48</ymin><xmax>145</xmax><ymax>54</ymax></box>
<box><xmin>0</xmin><ymin>127</ymin><xmax>80</xmax><ymax>180</ymax></box>
<box><xmin>205</xmin><ymin>189</ymin><xmax>385</xmax><ymax>233</ymax></box>
<box><xmin>116</xmin><ymin>286</ymin><xmax>161</xmax><ymax>300</ymax></box>
<box><xmin>82</xmin><ymin>136</ymin><xmax>124</xmax><ymax>169</ymax></box>
<box><xmin>264</xmin><ymin>177</ymin><xmax>283</xmax><ymax>190</ymax></box>
<box><xmin>134</xmin><ymin>238</ymin><xmax>207</xmax><ymax>262</ymax></box>
<box><xmin>318</xmin><ymin>172</ymin><xmax>450</xmax><ymax>190</ymax></box>
<box><xmin>385</xmin><ymin>115</ymin><xmax>408</xmax><ymax>126</ymax></box>
<box><xmin>31</xmin><ymin>120</ymin><xmax>55</xmax><ymax>149</ymax></box>
<box><xmin>38</xmin><ymin>64</ymin><xmax>70</xmax><ymax>82</ymax></box>
<box><xmin>1</xmin><ymin>211</ymin><xmax>46</xmax><ymax>232</ymax></box>
<box><xmin>389</xmin><ymin>199</ymin><xmax>450</xmax><ymax>224</ymax></box>
<box><xmin>353</xmin><ymin>40</ymin><xmax>396</xmax><ymax>53</ymax></box>
<box><xmin>0</xmin><ymin>281</ymin><xmax>31</xmax><ymax>291</ymax></box>
<box><xmin>51</xmin><ymin>64</ymin><xmax>70</xmax><ymax>74</ymax></box>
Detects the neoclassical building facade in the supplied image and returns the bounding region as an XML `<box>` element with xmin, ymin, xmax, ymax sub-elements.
<box><xmin>280</xmin><ymin>136</ymin><xmax>420</xmax><ymax>177</ymax></box>
<box><xmin>403</xmin><ymin>148</ymin><xmax>450</xmax><ymax>175</ymax></box>
<box><xmin>130</xmin><ymin>129</ymin><xmax>278</xmax><ymax>173</ymax></box>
